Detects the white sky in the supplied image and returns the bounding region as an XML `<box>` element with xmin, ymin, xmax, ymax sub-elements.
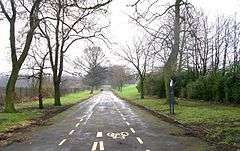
<box><xmin>0</xmin><ymin>0</ymin><xmax>240</xmax><ymax>73</ymax></box>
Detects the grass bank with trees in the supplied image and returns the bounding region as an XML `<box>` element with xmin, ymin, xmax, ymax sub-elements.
<box><xmin>116</xmin><ymin>85</ymin><xmax>240</xmax><ymax>147</ymax></box>
<box><xmin>0</xmin><ymin>91</ymin><xmax>94</xmax><ymax>133</ymax></box>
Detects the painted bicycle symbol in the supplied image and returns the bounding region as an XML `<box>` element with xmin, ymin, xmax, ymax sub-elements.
<box><xmin>107</xmin><ymin>132</ymin><xmax>129</xmax><ymax>140</ymax></box>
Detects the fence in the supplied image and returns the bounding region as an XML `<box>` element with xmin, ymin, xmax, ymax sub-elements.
<box><xmin>0</xmin><ymin>87</ymin><xmax>84</xmax><ymax>108</ymax></box>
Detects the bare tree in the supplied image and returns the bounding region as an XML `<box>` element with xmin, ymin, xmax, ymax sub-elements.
<box><xmin>117</xmin><ymin>39</ymin><xmax>152</xmax><ymax>99</ymax></box>
<box><xmin>129</xmin><ymin>0</ymin><xmax>191</xmax><ymax>101</ymax></box>
<box><xmin>109</xmin><ymin>65</ymin><xmax>129</xmax><ymax>91</ymax></box>
<box><xmin>222</xmin><ymin>19</ymin><xmax>231</xmax><ymax>75</ymax></box>
<box><xmin>74</xmin><ymin>46</ymin><xmax>106</xmax><ymax>94</ymax></box>
<box><xmin>232</xmin><ymin>14</ymin><xmax>240</xmax><ymax>71</ymax></box>
<box><xmin>38</xmin><ymin>0</ymin><xmax>112</xmax><ymax>106</ymax></box>
<box><xmin>24</xmin><ymin>39</ymin><xmax>49</xmax><ymax>109</ymax></box>
<box><xmin>163</xmin><ymin>0</ymin><xmax>182</xmax><ymax>102</ymax></box>
<box><xmin>0</xmin><ymin>0</ymin><xmax>42</xmax><ymax>112</ymax></box>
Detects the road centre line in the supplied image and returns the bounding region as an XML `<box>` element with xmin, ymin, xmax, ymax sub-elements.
<box><xmin>80</xmin><ymin>119</ymin><xmax>83</xmax><ymax>122</ymax></box>
<box><xmin>122</xmin><ymin>117</ymin><xmax>126</xmax><ymax>120</ymax></box>
<box><xmin>146</xmin><ymin>150</ymin><xmax>151</xmax><ymax>151</ymax></box>
<box><xmin>136</xmin><ymin>137</ymin><xmax>143</xmax><ymax>144</ymax></box>
<box><xmin>69</xmin><ymin>130</ymin><xmax>75</xmax><ymax>135</ymax></box>
<box><xmin>75</xmin><ymin>123</ymin><xmax>80</xmax><ymax>127</ymax></box>
<box><xmin>130</xmin><ymin>128</ymin><xmax>135</xmax><ymax>133</ymax></box>
<box><xmin>96</xmin><ymin>132</ymin><xmax>103</xmax><ymax>138</ymax></box>
<box><xmin>126</xmin><ymin>121</ymin><xmax>130</xmax><ymax>125</ymax></box>
<box><xmin>58</xmin><ymin>139</ymin><xmax>67</xmax><ymax>146</ymax></box>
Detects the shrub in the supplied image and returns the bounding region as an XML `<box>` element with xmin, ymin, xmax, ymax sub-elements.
<box><xmin>186</xmin><ymin>73</ymin><xmax>225</xmax><ymax>102</ymax></box>
<box><xmin>137</xmin><ymin>72</ymin><xmax>166</xmax><ymax>98</ymax></box>
<box><xmin>136</xmin><ymin>66</ymin><xmax>240</xmax><ymax>104</ymax></box>
<box><xmin>224</xmin><ymin>70</ymin><xmax>240</xmax><ymax>103</ymax></box>
<box><xmin>174</xmin><ymin>71</ymin><xmax>196</xmax><ymax>98</ymax></box>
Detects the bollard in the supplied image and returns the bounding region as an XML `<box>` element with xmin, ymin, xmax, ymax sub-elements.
<box><xmin>169</xmin><ymin>79</ymin><xmax>175</xmax><ymax>114</ymax></box>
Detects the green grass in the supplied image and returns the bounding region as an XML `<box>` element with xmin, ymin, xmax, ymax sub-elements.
<box><xmin>117</xmin><ymin>85</ymin><xmax>240</xmax><ymax>146</ymax></box>
<box><xmin>0</xmin><ymin>91</ymin><xmax>94</xmax><ymax>133</ymax></box>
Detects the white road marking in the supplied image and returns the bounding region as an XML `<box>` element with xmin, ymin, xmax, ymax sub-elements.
<box><xmin>122</xmin><ymin>117</ymin><xmax>126</xmax><ymax>120</ymax></box>
<box><xmin>75</xmin><ymin>123</ymin><xmax>80</xmax><ymax>127</ymax></box>
<box><xmin>146</xmin><ymin>150</ymin><xmax>151</xmax><ymax>151</ymax></box>
<box><xmin>84</xmin><ymin>111</ymin><xmax>94</xmax><ymax>125</ymax></box>
<box><xmin>69</xmin><ymin>130</ymin><xmax>75</xmax><ymax>135</ymax></box>
<box><xmin>136</xmin><ymin>137</ymin><xmax>143</xmax><ymax>144</ymax></box>
<box><xmin>96</xmin><ymin>132</ymin><xmax>103</xmax><ymax>138</ymax></box>
<box><xmin>130</xmin><ymin>128</ymin><xmax>135</xmax><ymax>133</ymax></box>
<box><xmin>80</xmin><ymin>119</ymin><xmax>83</xmax><ymax>122</ymax></box>
<box><xmin>99</xmin><ymin>141</ymin><xmax>104</xmax><ymax>150</ymax></box>
<box><xmin>91</xmin><ymin>142</ymin><xmax>98</xmax><ymax>151</ymax></box>
<box><xmin>126</xmin><ymin>121</ymin><xmax>130</xmax><ymax>125</ymax></box>
<box><xmin>91</xmin><ymin>141</ymin><xmax>104</xmax><ymax>151</ymax></box>
<box><xmin>120</xmin><ymin>114</ymin><xmax>124</xmax><ymax>117</ymax></box>
<box><xmin>58</xmin><ymin>139</ymin><xmax>67</xmax><ymax>146</ymax></box>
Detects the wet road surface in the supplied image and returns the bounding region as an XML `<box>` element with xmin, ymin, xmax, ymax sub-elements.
<box><xmin>3</xmin><ymin>91</ymin><xmax>216</xmax><ymax>151</ymax></box>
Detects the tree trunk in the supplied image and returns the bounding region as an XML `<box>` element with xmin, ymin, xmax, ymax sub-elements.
<box><xmin>178</xmin><ymin>18</ymin><xmax>186</xmax><ymax>72</ymax></box>
<box><xmin>4</xmin><ymin>68</ymin><xmax>19</xmax><ymax>112</ymax></box>
<box><xmin>163</xmin><ymin>0</ymin><xmax>181</xmax><ymax>103</ymax></box>
<box><xmin>90</xmin><ymin>86</ymin><xmax>94</xmax><ymax>94</ymax></box>
<box><xmin>120</xmin><ymin>83</ymin><xmax>123</xmax><ymax>92</ymax></box>
<box><xmin>38</xmin><ymin>69</ymin><xmax>44</xmax><ymax>109</ymax></box>
<box><xmin>164</xmin><ymin>70</ymin><xmax>170</xmax><ymax>102</ymax></box>
<box><xmin>222</xmin><ymin>42</ymin><xmax>228</xmax><ymax>76</ymax></box>
<box><xmin>139</xmin><ymin>77</ymin><xmax>144</xmax><ymax>99</ymax></box>
<box><xmin>54</xmin><ymin>80</ymin><xmax>61</xmax><ymax>106</ymax></box>
<box><xmin>38</xmin><ymin>89</ymin><xmax>43</xmax><ymax>109</ymax></box>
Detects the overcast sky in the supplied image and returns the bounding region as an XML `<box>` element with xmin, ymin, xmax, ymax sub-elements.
<box><xmin>0</xmin><ymin>0</ymin><xmax>240</xmax><ymax>73</ymax></box>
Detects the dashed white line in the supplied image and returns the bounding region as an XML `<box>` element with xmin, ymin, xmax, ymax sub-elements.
<box><xmin>96</xmin><ymin>132</ymin><xmax>103</xmax><ymax>138</ymax></box>
<box><xmin>99</xmin><ymin>141</ymin><xmax>104</xmax><ymax>150</ymax></box>
<box><xmin>122</xmin><ymin>117</ymin><xmax>126</xmax><ymax>120</ymax></box>
<box><xmin>69</xmin><ymin>130</ymin><xmax>75</xmax><ymax>135</ymax></box>
<box><xmin>58</xmin><ymin>139</ymin><xmax>67</xmax><ymax>146</ymax></box>
<box><xmin>130</xmin><ymin>128</ymin><xmax>135</xmax><ymax>133</ymax></box>
<box><xmin>136</xmin><ymin>137</ymin><xmax>143</xmax><ymax>144</ymax></box>
<box><xmin>126</xmin><ymin>121</ymin><xmax>130</xmax><ymax>125</ymax></box>
<box><xmin>80</xmin><ymin>119</ymin><xmax>83</xmax><ymax>122</ymax></box>
<box><xmin>120</xmin><ymin>114</ymin><xmax>124</xmax><ymax>117</ymax></box>
<box><xmin>91</xmin><ymin>142</ymin><xmax>98</xmax><ymax>151</ymax></box>
<box><xmin>146</xmin><ymin>149</ymin><xmax>151</xmax><ymax>151</ymax></box>
<box><xmin>75</xmin><ymin>123</ymin><xmax>80</xmax><ymax>127</ymax></box>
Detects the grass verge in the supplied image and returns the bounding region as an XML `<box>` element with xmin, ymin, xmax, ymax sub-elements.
<box><xmin>116</xmin><ymin>85</ymin><xmax>240</xmax><ymax>148</ymax></box>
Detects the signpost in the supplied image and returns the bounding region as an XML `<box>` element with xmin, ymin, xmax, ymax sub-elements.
<box><xmin>169</xmin><ymin>79</ymin><xmax>175</xmax><ymax>114</ymax></box>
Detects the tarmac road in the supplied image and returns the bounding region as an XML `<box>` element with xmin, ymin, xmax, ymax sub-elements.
<box><xmin>3</xmin><ymin>91</ymin><xmax>216</xmax><ymax>151</ymax></box>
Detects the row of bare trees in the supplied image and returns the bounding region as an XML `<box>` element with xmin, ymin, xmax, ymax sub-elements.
<box><xmin>118</xmin><ymin>0</ymin><xmax>240</xmax><ymax>101</ymax></box>
<box><xmin>0</xmin><ymin>0</ymin><xmax>112</xmax><ymax>112</ymax></box>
